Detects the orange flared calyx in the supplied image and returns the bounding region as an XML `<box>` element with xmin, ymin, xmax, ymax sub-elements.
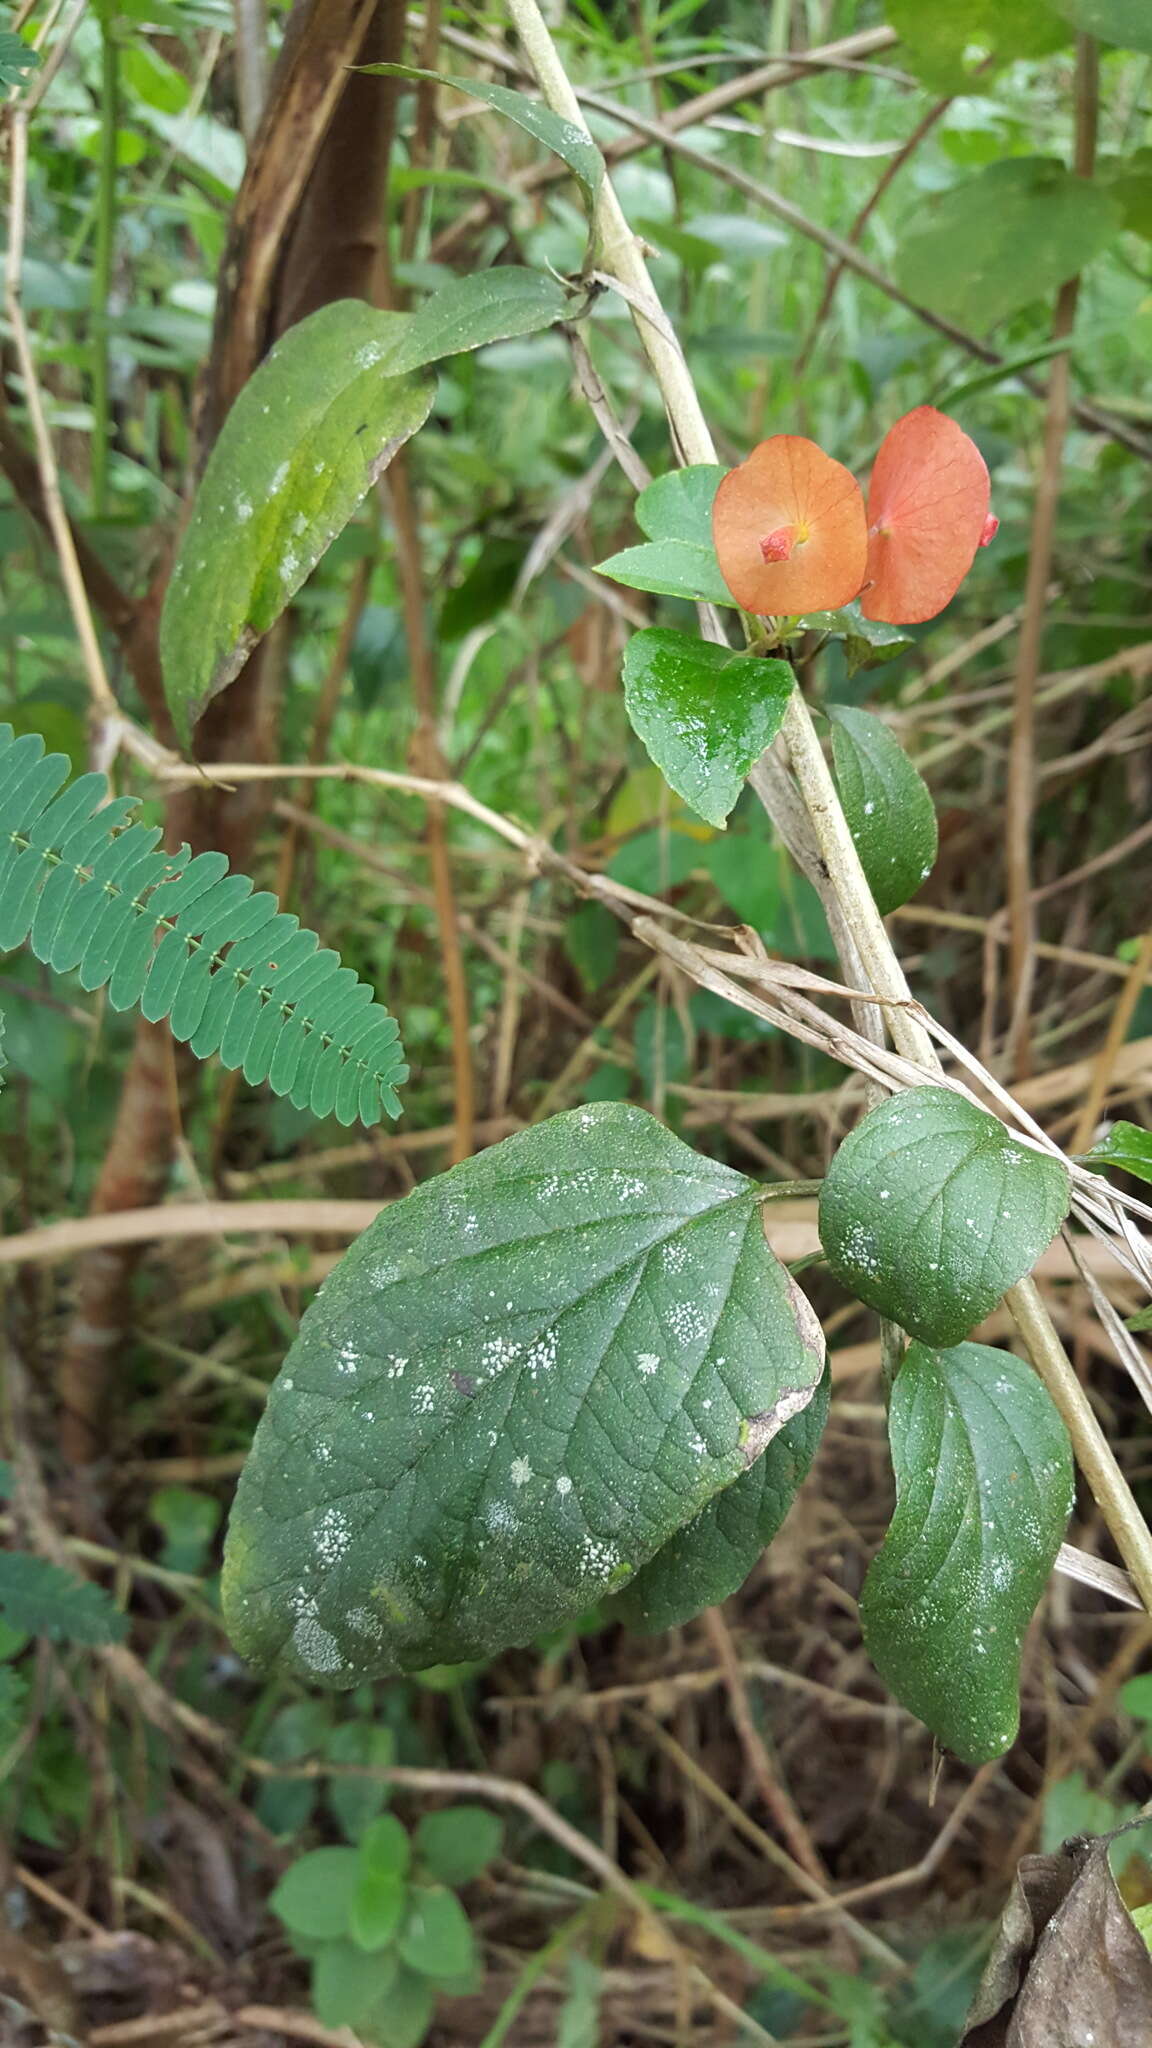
<box><xmin>712</xmin><ymin>435</ymin><xmax>868</xmax><ymax>616</ymax></box>
<box><xmin>860</xmin><ymin>406</ymin><xmax>992</xmax><ymax>625</ymax></box>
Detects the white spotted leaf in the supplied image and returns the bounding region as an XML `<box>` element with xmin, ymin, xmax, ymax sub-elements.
<box><xmin>862</xmin><ymin>1341</ymin><xmax>1073</xmax><ymax>1763</ymax></box>
<box><xmin>222</xmin><ymin>1104</ymin><xmax>825</xmax><ymax>1680</ymax></box>
<box><xmin>613</xmin><ymin>1360</ymin><xmax>829</xmax><ymax>1633</ymax></box>
<box><xmin>623</xmin><ymin>629</ymin><xmax>794</xmax><ymax>827</ymax></box>
<box><xmin>820</xmin><ymin>1086</ymin><xmax>1070</xmax><ymax>1346</ymax></box>
<box><xmin>828</xmin><ymin>705</ymin><xmax>937</xmax><ymax>914</ymax></box>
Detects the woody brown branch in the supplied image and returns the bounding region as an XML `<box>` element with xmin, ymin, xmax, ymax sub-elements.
<box><xmin>53</xmin><ymin>0</ymin><xmax>408</xmax><ymax>1463</ymax></box>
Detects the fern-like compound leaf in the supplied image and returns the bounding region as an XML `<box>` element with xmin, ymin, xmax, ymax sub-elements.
<box><xmin>0</xmin><ymin>728</ymin><xmax>407</xmax><ymax>1125</ymax></box>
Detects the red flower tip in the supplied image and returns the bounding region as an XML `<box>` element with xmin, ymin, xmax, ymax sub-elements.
<box><xmin>713</xmin><ymin>435</ymin><xmax>867</xmax><ymax>616</ymax></box>
<box><xmin>759</xmin><ymin>526</ymin><xmax>795</xmax><ymax>563</ymax></box>
<box><xmin>860</xmin><ymin>406</ymin><xmax>991</xmax><ymax>625</ymax></box>
<box><xmin>979</xmin><ymin>512</ymin><xmax>999</xmax><ymax>548</ymax></box>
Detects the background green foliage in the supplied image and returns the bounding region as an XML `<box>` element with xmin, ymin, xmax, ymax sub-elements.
<box><xmin>4</xmin><ymin>0</ymin><xmax>1152</xmax><ymax>2042</ymax></box>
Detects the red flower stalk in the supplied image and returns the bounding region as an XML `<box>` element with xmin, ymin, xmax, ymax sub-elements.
<box><xmin>712</xmin><ymin>407</ymin><xmax>996</xmax><ymax>627</ymax></box>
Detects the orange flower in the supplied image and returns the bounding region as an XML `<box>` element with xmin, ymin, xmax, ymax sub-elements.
<box><xmin>712</xmin><ymin>435</ymin><xmax>868</xmax><ymax>617</ymax></box>
<box><xmin>860</xmin><ymin>407</ymin><xmax>992</xmax><ymax>625</ymax></box>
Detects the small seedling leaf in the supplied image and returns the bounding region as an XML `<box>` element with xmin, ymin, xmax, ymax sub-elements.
<box><xmin>399</xmin><ymin>1884</ymin><xmax>477</xmax><ymax>1981</ymax></box>
<box><xmin>270</xmin><ymin>1847</ymin><xmax>361</xmax><ymax>1940</ymax></box>
<box><xmin>415</xmin><ymin>1806</ymin><xmax>503</xmax><ymax>1887</ymax></box>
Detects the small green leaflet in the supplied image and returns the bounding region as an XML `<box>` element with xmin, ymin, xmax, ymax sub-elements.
<box><xmin>1053</xmin><ymin>0</ymin><xmax>1152</xmax><ymax>51</ymax></box>
<box><xmin>827</xmin><ymin>706</ymin><xmax>938</xmax><ymax>914</ymax></box>
<box><xmin>614</xmin><ymin>1361</ymin><xmax>829</xmax><ymax>1633</ymax></box>
<box><xmin>0</xmin><ymin>31</ymin><xmax>40</xmax><ymax>91</ymax></box>
<box><xmin>399</xmin><ymin>1886</ymin><xmax>476</xmax><ymax>1980</ymax></box>
<box><xmin>820</xmin><ymin>1087</ymin><xmax>1070</xmax><ymax>1347</ymax></box>
<box><xmin>0</xmin><ymin>1550</ymin><xmax>127</xmax><ymax>1646</ymax></box>
<box><xmin>161</xmin><ymin>271</ymin><xmax>568</xmax><ymax>742</ymax></box>
<box><xmin>359</xmin><ymin>65</ymin><xmax>604</xmax><ymax>198</ymax></box>
<box><xmin>414</xmin><ymin>1806</ymin><xmax>502</xmax><ymax>1887</ymax></box>
<box><xmin>1081</xmin><ymin>1120</ymin><xmax>1152</xmax><ymax>1185</ymax></box>
<box><xmin>597</xmin><ymin>461</ymin><xmax>734</xmax><ymax>606</ymax></box>
<box><xmin>385</xmin><ymin>266</ymin><xmax>569</xmax><ymax>377</ymax></box>
<box><xmin>595</xmin><ymin>540</ymin><xmax>734</xmax><ymax>606</ymax></box>
<box><xmin>222</xmin><ymin>1104</ymin><xmax>825</xmax><ymax>1680</ymax></box>
<box><xmin>271</xmin><ymin>1847</ymin><xmax>362</xmax><ymax>1939</ymax></box>
<box><xmin>897</xmin><ymin>157</ymin><xmax>1120</xmax><ymax>332</ymax></box>
<box><xmin>861</xmin><ymin>1342</ymin><xmax>1073</xmax><ymax>1763</ymax></box>
<box><xmin>313</xmin><ymin>1946</ymin><xmax>400</xmax><ymax>2032</ymax></box>
<box><xmin>623</xmin><ymin>629</ymin><xmax>794</xmax><ymax>827</ymax></box>
<box><xmin>802</xmin><ymin>602</ymin><xmax>912</xmax><ymax>676</ymax></box>
<box><xmin>637</xmin><ymin>465</ymin><xmax>728</xmax><ymax>547</ymax></box>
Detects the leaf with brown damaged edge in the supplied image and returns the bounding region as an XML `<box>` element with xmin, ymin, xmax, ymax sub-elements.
<box><xmin>962</xmin><ymin>1816</ymin><xmax>1152</xmax><ymax>2046</ymax></box>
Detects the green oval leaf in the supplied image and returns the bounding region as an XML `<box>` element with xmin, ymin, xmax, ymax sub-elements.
<box><xmin>896</xmin><ymin>158</ymin><xmax>1120</xmax><ymax>332</ymax></box>
<box><xmin>415</xmin><ymin>1806</ymin><xmax>503</xmax><ymax>1887</ymax></box>
<box><xmin>802</xmin><ymin>602</ymin><xmax>912</xmax><ymax>676</ymax></box>
<box><xmin>222</xmin><ymin>1104</ymin><xmax>825</xmax><ymax>1680</ymax></box>
<box><xmin>594</xmin><ymin>539</ymin><xmax>735</xmax><ymax>606</ymax></box>
<box><xmin>819</xmin><ymin>1087</ymin><xmax>1070</xmax><ymax>1346</ymax></box>
<box><xmin>360</xmin><ymin>1812</ymin><xmax>412</xmax><ymax>1880</ymax></box>
<box><xmin>386</xmin><ymin>266</ymin><xmax>569</xmax><ymax>377</ymax></box>
<box><xmin>350</xmin><ymin>1870</ymin><xmax>406</xmax><ymax>1953</ymax></box>
<box><xmin>399</xmin><ymin>1885</ymin><xmax>476</xmax><ymax>1982</ymax></box>
<box><xmin>359</xmin><ymin>65</ymin><xmax>604</xmax><ymax>197</ymax></box>
<box><xmin>1054</xmin><ymin>0</ymin><xmax>1152</xmax><ymax>51</ymax></box>
<box><xmin>861</xmin><ymin>1341</ymin><xmax>1073</xmax><ymax>1763</ymax></box>
<box><xmin>828</xmin><ymin>706</ymin><xmax>938</xmax><ymax>914</ymax></box>
<box><xmin>636</xmin><ymin>465</ymin><xmax>728</xmax><ymax>546</ymax></box>
<box><xmin>1081</xmin><ymin>1119</ymin><xmax>1152</xmax><ymax>1185</ymax></box>
<box><xmin>613</xmin><ymin>1360</ymin><xmax>829</xmax><ymax>1633</ymax></box>
<box><xmin>623</xmin><ymin>630</ymin><xmax>794</xmax><ymax>828</ymax></box>
<box><xmin>886</xmin><ymin>0</ymin><xmax>1069</xmax><ymax>92</ymax></box>
<box><xmin>160</xmin><ymin>302</ymin><xmax>433</xmax><ymax>743</ymax></box>
<box><xmin>270</xmin><ymin>1847</ymin><xmax>360</xmax><ymax>1940</ymax></box>
<box><xmin>313</xmin><ymin>1943</ymin><xmax>400</xmax><ymax>2032</ymax></box>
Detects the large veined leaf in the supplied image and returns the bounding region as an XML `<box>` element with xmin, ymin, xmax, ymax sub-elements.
<box><xmin>897</xmin><ymin>158</ymin><xmax>1120</xmax><ymax>332</ymax></box>
<box><xmin>623</xmin><ymin>629</ymin><xmax>794</xmax><ymax>828</ymax></box>
<box><xmin>0</xmin><ymin>727</ymin><xmax>406</xmax><ymax>1124</ymax></box>
<box><xmin>861</xmin><ymin>1342</ymin><xmax>1073</xmax><ymax>1763</ymax></box>
<box><xmin>886</xmin><ymin>0</ymin><xmax>1069</xmax><ymax>91</ymax></box>
<box><xmin>614</xmin><ymin>1361</ymin><xmax>830</xmax><ymax>1633</ymax></box>
<box><xmin>222</xmin><ymin>1105</ymin><xmax>826</xmax><ymax>1680</ymax></box>
<box><xmin>161</xmin><ymin>302</ymin><xmax>432</xmax><ymax>742</ymax></box>
<box><xmin>820</xmin><ymin>1087</ymin><xmax>1070</xmax><ymax>1346</ymax></box>
<box><xmin>828</xmin><ymin>705</ymin><xmax>938</xmax><ymax>914</ymax></box>
<box><xmin>1053</xmin><ymin>0</ymin><xmax>1152</xmax><ymax>50</ymax></box>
